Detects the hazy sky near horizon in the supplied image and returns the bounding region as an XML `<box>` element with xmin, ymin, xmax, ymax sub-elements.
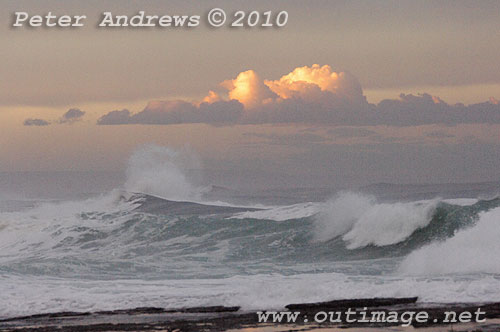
<box><xmin>1</xmin><ymin>0</ymin><xmax>500</xmax><ymax>188</ymax></box>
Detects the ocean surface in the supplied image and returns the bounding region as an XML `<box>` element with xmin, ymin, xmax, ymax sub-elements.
<box><xmin>1</xmin><ymin>150</ymin><xmax>499</xmax><ymax>319</ymax></box>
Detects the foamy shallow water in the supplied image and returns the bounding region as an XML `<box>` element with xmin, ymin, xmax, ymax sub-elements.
<box><xmin>1</xmin><ymin>271</ymin><xmax>500</xmax><ymax>319</ymax></box>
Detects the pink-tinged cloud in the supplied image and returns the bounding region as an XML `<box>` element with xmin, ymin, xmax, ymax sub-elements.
<box><xmin>265</xmin><ymin>64</ymin><xmax>364</xmax><ymax>103</ymax></box>
<box><xmin>221</xmin><ymin>70</ymin><xmax>276</xmax><ymax>109</ymax></box>
<box><xmin>201</xmin><ymin>90</ymin><xmax>221</xmax><ymax>104</ymax></box>
<box><xmin>97</xmin><ymin>64</ymin><xmax>500</xmax><ymax>126</ymax></box>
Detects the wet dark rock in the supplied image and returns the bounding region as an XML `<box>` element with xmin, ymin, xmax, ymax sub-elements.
<box><xmin>285</xmin><ymin>296</ymin><xmax>418</xmax><ymax>310</ymax></box>
<box><xmin>1</xmin><ymin>300</ymin><xmax>499</xmax><ymax>331</ymax></box>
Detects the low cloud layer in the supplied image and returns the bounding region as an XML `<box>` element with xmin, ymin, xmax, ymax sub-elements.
<box><xmin>97</xmin><ymin>64</ymin><xmax>500</xmax><ymax>127</ymax></box>
<box><xmin>23</xmin><ymin>118</ymin><xmax>50</xmax><ymax>126</ymax></box>
<box><xmin>58</xmin><ymin>108</ymin><xmax>85</xmax><ymax>124</ymax></box>
<box><xmin>24</xmin><ymin>108</ymin><xmax>85</xmax><ymax>127</ymax></box>
<box><xmin>98</xmin><ymin>100</ymin><xmax>243</xmax><ymax>125</ymax></box>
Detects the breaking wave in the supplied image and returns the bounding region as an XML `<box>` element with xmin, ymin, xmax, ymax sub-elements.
<box><xmin>313</xmin><ymin>192</ymin><xmax>439</xmax><ymax>248</ymax></box>
<box><xmin>399</xmin><ymin>206</ymin><xmax>500</xmax><ymax>275</ymax></box>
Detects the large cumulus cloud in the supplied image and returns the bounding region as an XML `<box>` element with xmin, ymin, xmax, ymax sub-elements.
<box><xmin>97</xmin><ymin>64</ymin><xmax>500</xmax><ymax>126</ymax></box>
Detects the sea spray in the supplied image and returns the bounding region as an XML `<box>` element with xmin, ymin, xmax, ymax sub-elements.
<box><xmin>124</xmin><ymin>145</ymin><xmax>206</xmax><ymax>201</ymax></box>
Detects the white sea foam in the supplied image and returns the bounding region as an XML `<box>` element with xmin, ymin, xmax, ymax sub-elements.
<box><xmin>442</xmin><ymin>198</ymin><xmax>479</xmax><ymax>206</ymax></box>
<box><xmin>231</xmin><ymin>202</ymin><xmax>322</xmax><ymax>221</ymax></box>
<box><xmin>399</xmin><ymin>206</ymin><xmax>500</xmax><ymax>275</ymax></box>
<box><xmin>1</xmin><ymin>271</ymin><xmax>500</xmax><ymax>319</ymax></box>
<box><xmin>0</xmin><ymin>190</ymin><xmax>135</xmax><ymax>259</ymax></box>
<box><xmin>313</xmin><ymin>192</ymin><xmax>438</xmax><ymax>248</ymax></box>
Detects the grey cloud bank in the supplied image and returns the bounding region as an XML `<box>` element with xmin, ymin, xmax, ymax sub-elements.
<box><xmin>23</xmin><ymin>118</ymin><xmax>50</xmax><ymax>126</ymax></box>
<box><xmin>97</xmin><ymin>100</ymin><xmax>243</xmax><ymax>125</ymax></box>
<box><xmin>59</xmin><ymin>108</ymin><xmax>85</xmax><ymax>124</ymax></box>
<box><xmin>97</xmin><ymin>92</ymin><xmax>500</xmax><ymax>127</ymax></box>
<box><xmin>24</xmin><ymin>108</ymin><xmax>85</xmax><ymax>127</ymax></box>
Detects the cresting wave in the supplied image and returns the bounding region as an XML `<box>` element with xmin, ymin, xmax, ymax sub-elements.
<box><xmin>235</xmin><ymin>191</ymin><xmax>499</xmax><ymax>266</ymax></box>
<box><xmin>399</xmin><ymin>206</ymin><xmax>500</xmax><ymax>275</ymax></box>
<box><xmin>313</xmin><ymin>193</ymin><xmax>439</xmax><ymax>248</ymax></box>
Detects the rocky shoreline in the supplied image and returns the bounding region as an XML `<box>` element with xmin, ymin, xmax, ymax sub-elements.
<box><xmin>1</xmin><ymin>298</ymin><xmax>500</xmax><ymax>331</ymax></box>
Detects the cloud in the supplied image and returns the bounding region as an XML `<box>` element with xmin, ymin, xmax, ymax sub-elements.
<box><xmin>97</xmin><ymin>64</ymin><xmax>500</xmax><ymax>127</ymax></box>
<box><xmin>375</xmin><ymin>93</ymin><xmax>500</xmax><ymax>126</ymax></box>
<box><xmin>221</xmin><ymin>70</ymin><xmax>277</xmax><ymax>109</ymax></box>
<box><xmin>23</xmin><ymin>118</ymin><xmax>50</xmax><ymax>126</ymax></box>
<box><xmin>97</xmin><ymin>100</ymin><xmax>243</xmax><ymax>125</ymax></box>
<box><xmin>96</xmin><ymin>109</ymin><xmax>133</xmax><ymax>125</ymax></box>
<box><xmin>59</xmin><ymin>108</ymin><xmax>85</xmax><ymax>124</ymax></box>
<box><xmin>24</xmin><ymin>108</ymin><xmax>86</xmax><ymax>127</ymax></box>
<box><xmin>201</xmin><ymin>90</ymin><xmax>221</xmax><ymax>104</ymax></box>
<box><xmin>265</xmin><ymin>64</ymin><xmax>365</xmax><ymax>103</ymax></box>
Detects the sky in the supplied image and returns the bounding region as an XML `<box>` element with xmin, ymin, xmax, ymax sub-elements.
<box><xmin>1</xmin><ymin>0</ymin><xmax>500</xmax><ymax>190</ymax></box>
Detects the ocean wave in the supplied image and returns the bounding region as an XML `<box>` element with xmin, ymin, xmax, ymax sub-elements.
<box><xmin>0</xmin><ymin>154</ymin><xmax>498</xmax><ymax>279</ymax></box>
<box><xmin>399</xmin><ymin>206</ymin><xmax>500</xmax><ymax>275</ymax></box>
<box><xmin>313</xmin><ymin>192</ymin><xmax>439</xmax><ymax>248</ymax></box>
<box><xmin>311</xmin><ymin>192</ymin><xmax>499</xmax><ymax>251</ymax></box>
<box><xmin>230</xmin><ymin>202</ymin><xmax>322</xmax><ymax>221</ymax></box>
<box><xmin>1</xmin><ymin>191</ymin><xmax>498</xmax><ymax>277</ymax></box>
<box><xmin>0</xmin><ymin>190</ymin><xmax>499</xmax><ymax>318</ymax></box>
